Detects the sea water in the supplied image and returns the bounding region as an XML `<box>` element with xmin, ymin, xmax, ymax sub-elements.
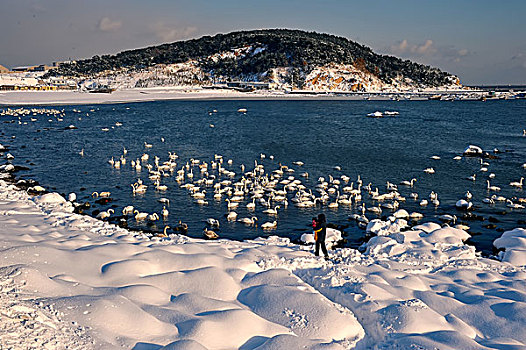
<box><xmin>1</xmin><ymin>99</ymin><xmax>525</xmax><ymax>255</ymax></box>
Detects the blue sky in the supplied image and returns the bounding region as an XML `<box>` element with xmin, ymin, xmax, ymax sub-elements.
<box><xmin>1</xmin><ymin>0</ymin><xmax>525</xmax><ymax>84</ymax></box>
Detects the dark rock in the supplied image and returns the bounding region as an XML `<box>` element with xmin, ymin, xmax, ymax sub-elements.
<box><xmin>95</xmin><ymin>197</ymin><xmax>112</xmax><ymax>205</ymax></box>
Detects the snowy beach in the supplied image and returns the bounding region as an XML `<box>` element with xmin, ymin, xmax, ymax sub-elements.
<box><xmin>0</xmin><ymin>88</ymin><xmax>273</xmax><ymax>106</ymax></box>
<box><xmin>0</xmin><ymin>87</ymin><xmax>490</xmax><ymax>106</ymax></box>
<box><xmin>1</xmin><ymin>170</ymin><xmax>526</xmax><ymax>349</ymax></box>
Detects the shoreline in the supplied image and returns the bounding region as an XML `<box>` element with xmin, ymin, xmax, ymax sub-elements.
<box><xmin>0</xmin><ymin>87</ymin><xmax>507</xmax><ymax>106</ymax></box>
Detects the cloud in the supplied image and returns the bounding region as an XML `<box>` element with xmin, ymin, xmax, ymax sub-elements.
<box><xmin>458</xmin><ymin>49</ymin><xmax>468</xmax><ymax>57</ymax></box>
<box><xmin>415</xmin><ymin>40</ymin><xmax>436</xmax><ymax>55</ymax></box>
<box><xmin>98</xmin><ymin>17</ymin><xmax>122</xmax><ymax>32</ymax></box>
<box><xmin>152</xmin><ymin>22</ymin><xmax>197</xmax><ymax>42</ymax></box>
<box><xmin>389</xmin><ymin>39</ymin><xmax>436</xmax><ymax>56</ymax></box>
<box><xmin>391</xmin><ymin>39</ymin><xmax>409</xmax><ymax>53</ymax></box>
<box><xmin>388</xmin><ymin>39</ymin><xmax>470</xmax><ymax>63</ymax></box>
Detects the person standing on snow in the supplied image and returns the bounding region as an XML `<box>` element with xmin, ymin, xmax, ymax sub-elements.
<box><xmin>313</xmin><ymin>213</ymin><xmax>329</xmax><ymax>260</ymax></box>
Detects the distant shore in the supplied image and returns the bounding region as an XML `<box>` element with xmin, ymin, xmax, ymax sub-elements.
<box><xmin>0</xmin><ymin>86</ymin><xmax>517</xmax><ymax>106</ymax></box>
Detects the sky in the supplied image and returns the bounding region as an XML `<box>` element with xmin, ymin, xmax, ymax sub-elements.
<box><xmin>1</xmin><ymin>0</ymin><xmax>525</xmax><ymax>85</ymax></box>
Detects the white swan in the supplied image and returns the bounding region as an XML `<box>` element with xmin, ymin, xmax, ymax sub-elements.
<box><xmin>155</xmin><ymin>183</ymin><xmax>168</xmax><ymax>192</ymax></box>
<box><xmin>400</xmin><ymin>178</ymin><xmax>416</xmax><ymax>187</ymax></box>
<box><xmin>238</xmin><ymin>216</ymin><xmax>258</xmax><ymax>225</ymax></box>
<box><xmin>226</xmin><ymin>198</ymin><xmax>239</xmax><ymax>210</ymax></box>
<box><xmin>131</xmin><ymin>183</ymin><xmax>147</xmax><ymax>194</ymax></box>
<box><xmin>367</xmin><ymin>205</ymin><xmax>382</xmax><ymax>214</ymax></box>
<box><xmin>491</xmin><ymin>194</ymin><xmax>507</xmax><ymax>202</ymax></box>
<box><xmin>134</xmin><ymin>210</ymin><xmax>148</xmax><ymax>221</ymax></box>
<box><xmin>203</xmin><ymin>228</ymin><xmax>219</xmax><ymax>239</ymax></box>
<box><xmin>456</xmin><ymin>199</ymin><xmax>473</xmax><ymax>210</ymax></box>
<box><xmin>328</xmin><ymin>200</ymin><xmax>339</xmax><ymax>209</ymax></box>
<box><xmin>423</xmin><ymin>167</ymin><xmax>435</xmax><ymax>174</ymax></box>
<box><xmin>158</xmin><ymin>198</ymin><xmax>170</xmax><ymax>204</ymax></box>
<box><xmin>96</xmin><ymin>209</ymin><xmax>114</xmax><ymax>220</ymax></box>
<box><xmin>92</xmin><ymin>191</ymin><xmax>111</xmax><ymax>198</ymax></box>
<box><xmin>161</xmin><ymin>206</ymin><xmax>169</xmax><ymax>218</ymax></box>
<box><xmin>338</xmin><ymin>195</ymin><xmax>352</xmax><ymax>206</ymax></box>
<box><xmin>263</xmin><ymin>206</ymin><xmax>280</xmax><ymax>215</ymax></box>
<box><xmin>157</xmin><ymin>225</ymin><xmax>170</xmax><ymax>238</ymax></box>
<box><xmin>438</xmin><ymin>214</ymin><xmax>456</xmax><ymax>223</ymax></box>
<box><xmin>207</xmin><ymin>218</ymin><xmax>220</xmax><ymax>227</ymax></box>
<box><xmin>148</xmin><ymin>213</ymin><xmax>160</xmax><ymax>221</ymax></box>
<box><xmin>196</xmin><ymin>199</ymin><xmax>209</xmax><ymax>205</ymax></box>
<box><xmin>409</xmin><ymin>212</ymin><xmax>424</xmax><ymax>220</ymax></box>
<box><xmin>226</xmin><ymin>211</ymin><xmax>238</xmax><ymax>221</ymax></box>
<box><xmin>482</xmin><ymin>197</ymin><xmax>495</xmax><ymax>204</ymax></box>
<box><xmin>261</xmin><ymin>221</ymin><xmax>277</xmax><ymax>230</ymax></box>
<box><xmin>122</xmin><ymin>205</ymin><xmax>134</xmax><ymax>215</ymax></box>
<box><xmin>386</xmin><ymin>182</ymin><xmax>398</xmax><ymax>191</ymax></box>
<box><xmin>246</xmin><ymin>198</ymin><xmax>256</xmax><ymax>210</ymax></box>
<box><xmin>487</xmin><ymin>180</ymin><xmax>501</xmax><ymax>191</ymax></box>
<box><xmin>507</xmin><ymin>200</ymin><xmax>525</xmax><ymax>209</ymax></box>
<box><xmin>192</xmin><ymin>191</ymin><xmax>206</xmax><ymax>199</ymax></box>
<box><xmin>510</xmin><ymin>177</ymin><xmax>524</xmax><ymax>188</ymax></box>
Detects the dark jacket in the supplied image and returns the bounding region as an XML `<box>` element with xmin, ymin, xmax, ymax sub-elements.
<box><xmin>314</xmin><ymin>214</ymin><xmax>327</xmax><ymax>242</ymax></box>
<box><xmin>314</xmin><ymin>213</ymin><xmax>328</xmax><ymax>257</ymax></box>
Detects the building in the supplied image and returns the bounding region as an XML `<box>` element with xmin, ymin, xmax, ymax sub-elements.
<box><xmin>0</xmin><ymin>64</ymin><xmax>9</xmax><ymax>73</ymax></box>
<box><xmin>0</xmin><ymin>75</ymin><xmax>39</xmax><ymax>90</ymax></box>
<box><xmin>0</xmin><ymin>74</ymin><xmax>77</xmax><ymax>91</ymax></box>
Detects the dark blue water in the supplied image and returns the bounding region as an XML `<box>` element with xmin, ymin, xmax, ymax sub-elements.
<box><xmin>1</xmin><ymin>99</ymin><xmax>525</xmax><ymax>255</ymax></box>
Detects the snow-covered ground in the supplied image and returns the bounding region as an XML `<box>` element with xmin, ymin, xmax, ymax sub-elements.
<box><xmin>0</xmin><ymin>173</ymin><xmax>525</xmax><ymax>349</ymax></box>
<box><xmin>0</xmin><ymin>88</ymin><xmax>266</xmax><ymax>106</ymax></box>
<box><xmin>0</xmin><ymin>86</ymin><xmax>484</xmax><ymax>106</ymax></box>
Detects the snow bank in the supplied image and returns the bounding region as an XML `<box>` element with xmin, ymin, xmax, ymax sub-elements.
<box><xmin>364</xmin><ymin>219</ymin><xmax>475</xmax><ymax>261</ymax></box>
<box><xmin>494</xmin><ymin>228</ymin><xmax>526</xmax><ymax>266</ymax></box>
<box><xmin>366</xmin><ymin>217</ymin><xmax>408</xmax><ymax>236</ymax></box>
<box><xmin>300</xmin><ymin>227</ymin><xmax>342</xmax><ymax>247</ymax></box>
<box><xmin>32</xmin><ymin>192</ymin><xmax>67</xmax><ymax>204</ymax></box>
